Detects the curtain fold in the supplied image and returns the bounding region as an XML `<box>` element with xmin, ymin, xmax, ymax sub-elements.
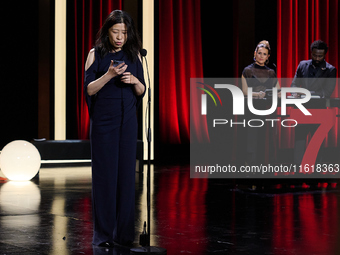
<box><xmin>277</xmin><ymin>0</ymin><xmax>339</xmax><ymax>81</ymax></box>
<box><xmin>74</xmin><ymin>0</ymin><xmax>123</xmax><ymax>139</ymax></box>
<box><xmin>158</xmin><ymin>0</ymin><xmax>205</xmax><ymax>144</ymax></box>
<box><xmin>277</xmin><ymin>0</ymin><xmax>339</xmax><ymax>149</ymax></box>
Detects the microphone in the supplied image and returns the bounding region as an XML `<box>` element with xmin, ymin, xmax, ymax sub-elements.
<box><xmin>140</xmin><ymin>48</ymin><xmax>149</xmax><ymax>89</ymax></box>
<box><xmin>140</xmin><ymin>48</ymin><xmax>147</xmax><ymax>57</ymax></box>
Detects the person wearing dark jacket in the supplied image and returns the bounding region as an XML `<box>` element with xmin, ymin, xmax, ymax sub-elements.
<box><xmin>292</xmin><ymin>40</ymin><xmax>337</xmax><ymax>165</ymax></box>
<box><xmin>291</xmin><ymin>40</ymin><xmax>336</xmax><ymax>98</ymax></box>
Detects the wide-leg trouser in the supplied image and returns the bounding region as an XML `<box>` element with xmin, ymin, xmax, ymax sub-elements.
<box><xmin>90</xmin><ymin>99</ymin><xmax>137</xmax><ymax>246</ymax></box>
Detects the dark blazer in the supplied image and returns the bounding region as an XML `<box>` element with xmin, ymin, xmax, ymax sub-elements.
<box><xmin>291</xmin><ymin>59</ymin><xmax>337</xmax><ymax>98</ymax></box>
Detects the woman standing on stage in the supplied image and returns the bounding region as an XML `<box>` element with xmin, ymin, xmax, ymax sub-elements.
<box><xmin>241</xmin><ymin>40</ymin><xmax>280</xmax><ymax>98</ymax></box>
<box><xmin>84</xmin><ymin>10</ymin><xmax>145</xmax><ymax>247</ymax></box>
<box><xmin>241</xmin><ymin>41</ymin><xmax>280</xmax><ymax>165</ymax></box>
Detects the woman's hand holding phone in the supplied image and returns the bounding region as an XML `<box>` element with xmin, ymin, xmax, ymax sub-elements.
<box><xmin>107</xmin><ymin>60</ymin><xmax>127</xmax><ymax>78</ymax></box>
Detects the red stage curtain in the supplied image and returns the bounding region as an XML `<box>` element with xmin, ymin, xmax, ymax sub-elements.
<box><xmin>158</xmin><ymin>0</ymin><xmax>204</xmax><ymax>144</ymax></box>
<box><xmin>277</xmin><ymin>0</ymin><xmax>339</xmax><ymax>149</ymax></box>
<box><xmin>277</xmin><ymin>0</ymin><xmax>339</xmax><ymax>81</ymax></box>
<box><xmin>74</xmin><ymin>0</ymin><xmax>123</xmax><ymax>139</ymax></box>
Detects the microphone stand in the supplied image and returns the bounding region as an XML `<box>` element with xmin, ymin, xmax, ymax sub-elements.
<box><xmin>131</xmin><ymin>50</ymin><xmax>167</xmax><ymax>254</ymax></box>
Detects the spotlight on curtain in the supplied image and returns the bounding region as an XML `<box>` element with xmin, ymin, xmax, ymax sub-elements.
<box><xmin>158</xmin><ymin>0</ymin><xmax>205</xmax><ymax>144</ymax></box>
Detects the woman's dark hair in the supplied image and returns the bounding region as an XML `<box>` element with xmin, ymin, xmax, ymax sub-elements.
<box><xmin>310</xmin><ymin>40</ymin><xmax>328</xmax><ymax>54</ymax></box>
<box><xmin>95</xmin><ymin>10</ymin><xmax>142</xmax><ymax>62</ymax></box>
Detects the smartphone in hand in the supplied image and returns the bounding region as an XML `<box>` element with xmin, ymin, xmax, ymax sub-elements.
<box><xmin>113</xmin><ymin>60</ymin><xmax>124</xmax><ymax>67</ymax></box>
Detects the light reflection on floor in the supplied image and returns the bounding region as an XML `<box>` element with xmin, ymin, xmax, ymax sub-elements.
<box><xmin>1</xmin><ymin>165</ymin><xmax>340</xmax><ymax>254</ymax></box>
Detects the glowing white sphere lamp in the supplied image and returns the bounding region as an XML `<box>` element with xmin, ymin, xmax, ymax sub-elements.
<box><xmin>0</xmin><ymin>140</ymin><xmax>41</xmax><ymax>181</ymax></box>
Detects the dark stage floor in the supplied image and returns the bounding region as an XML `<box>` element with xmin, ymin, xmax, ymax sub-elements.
<box><xmin>1</xmin><ymin>164</ymin><xmax>340</xmax><ymax>254</ymax></box>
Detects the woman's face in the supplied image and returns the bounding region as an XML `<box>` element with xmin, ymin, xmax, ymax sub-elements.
<box><xmin>254</xmin><ymin>47</ymin><xmax>269</xmax><ymax>66</ymax></box>
<box><xmin>108</xmin><ymin>23</ymin><xmax>127</xmax><ymax>51</ymax></box>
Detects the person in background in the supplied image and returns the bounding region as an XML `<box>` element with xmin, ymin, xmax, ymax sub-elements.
<box><xmin>292</xmin><ymin>40</ymin><xmax>336</xmax><ymax>165</ymax></box>
<box><xmin>291</xmin><ymin>40</ymin><xmax>336</xmax><ymax>98</ymax></box>
<box><xmin>242</xmin><ymin>41</ymin><xmax>280</xmax><ymax>98</ymax></box>
<box><xmin>241</xmin><ymin>41</ymin><xmax>280</xmax><ymax>165</ymax></box>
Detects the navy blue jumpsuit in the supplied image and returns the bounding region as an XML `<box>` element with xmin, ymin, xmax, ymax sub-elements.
<box><xmin>84</xmin><ymin>49</ymin><xmax>145</xmax><ymax>245</ymax></box>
